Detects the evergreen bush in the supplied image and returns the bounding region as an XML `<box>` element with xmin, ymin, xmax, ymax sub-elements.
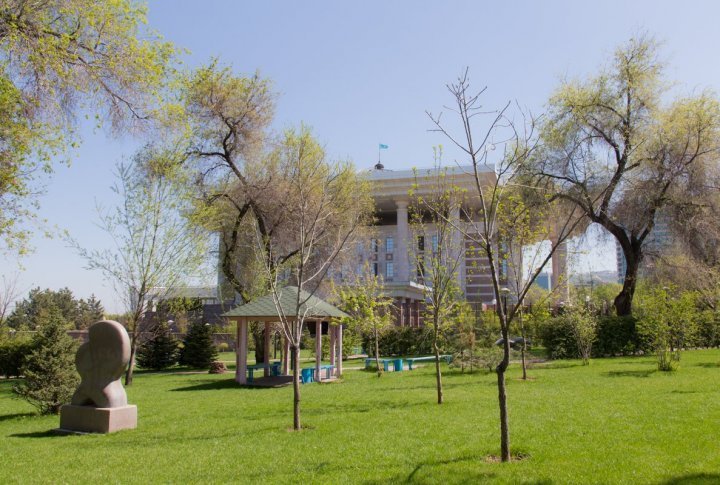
<box><xmin>137</xmin><ymin>323</ymin><xmax>178</xmax><ymax>370</ymax></box>
<box><xmin>0</xmin><ymin>338</ymin><xmax>35</xmax><ymax>378</ymax></box>
<box><xmin>13</xmin><ymin>308</ymin><xmax>79</xmax><ymax>414</ymax></box>
<box><xmin>180</xmin><ymin>322</ymin><xmax>218</xmax><ymax>368</ymax></box>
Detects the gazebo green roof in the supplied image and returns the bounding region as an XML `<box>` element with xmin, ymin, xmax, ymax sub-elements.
<box><xmin>222</xmin><ymin>286</ymin><xmax>348</xmax><ymax>320</ymax></box>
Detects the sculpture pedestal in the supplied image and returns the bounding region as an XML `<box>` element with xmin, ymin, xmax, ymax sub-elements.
<box><xmin>59</xmin><ymin>404</ymin><xmax>137</xmax><ymax>434</ymax></box>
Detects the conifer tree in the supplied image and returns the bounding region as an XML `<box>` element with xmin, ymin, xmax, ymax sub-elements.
<box><xmin>14</xmin><ymin>307</ymin><xmax>79</xmax><ymax>414</ymax></box>
<box><xmin>180</xmin><ymin>322</ymin><xmax>218</xmax><ymax>368</ymax></box>
<box><xmin>137</xmin><ymin>323</ymin><xmax>179</xmax><ymax>370</ymax></box>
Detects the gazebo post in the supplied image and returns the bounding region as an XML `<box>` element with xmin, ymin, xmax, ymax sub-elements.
<box><xmin>282</xmin><ymin>333</ymin><xmax>290</xmax><ymax>375</ymax></box>
<box><xmin>337</xmin><ymin>324</ymin><xmax>343</xmax><ymax>377</ymax></box>
<box><xmin>236</xmin><ymin>318</ymin><xmax>248</xmax><ymax>384</ymax></box>
<box><xmin>315</xmin><ymin>321</ymin><xmax>322</xmax><ymax>382</ymax></box>
<box><xmin>329</xmin><ymin>325</ymin><xmax>336</xmax><ymax>367</ymax></box>
<box><xmin>263</xmin><ymin>321</ymin><xmax>272</xmax><ymax>377</ymax></box>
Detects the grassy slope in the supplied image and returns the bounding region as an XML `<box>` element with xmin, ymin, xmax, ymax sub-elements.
<box><xmin>1</xmin><ymin>351</ymin><xmax>719</xmax><ymax>484</ymax></box>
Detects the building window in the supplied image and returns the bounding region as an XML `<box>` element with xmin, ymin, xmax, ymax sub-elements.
<box><xmin>373</xmin><ymin>262</ymin><xmax>378</xmax><ymax>276</ymax></box>
<box><xmin>386</xmin><ymin>262</ymin><xmax>394</xmax><ymax>279</ymax></box>
<box><xmin>417</xmin><ymin>235</ymin><xmax>425</xmax><ymax>251</ymax></box>
<box><xmin>386</xmin><ymin>236</ymin><xmax>394</xmax><ymax>253</ymax></box>
<box><xmin>432</xmin><ymin>234</ymin><xmax>438</xmax><ymax>252</ymax></box>
<box><xmin>416</xmin><ymin>260</ymin><xmax>425</xmax><ymax>279</ymax></box>
<box><xmin>371</xmin><ymin>239</ymin><xmax>378</xmax><ymax>253</ymax></box>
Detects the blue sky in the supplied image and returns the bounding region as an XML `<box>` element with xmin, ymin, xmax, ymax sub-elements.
<box><xmin>3</xmin><ymin>0</ymin><xmax>720</xmax><ymax>312</ymax></box>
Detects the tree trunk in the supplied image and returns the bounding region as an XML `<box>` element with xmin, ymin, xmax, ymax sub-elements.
<box><xmin>614</xmin><ymin>242</ymin><xmax>642</xmax><ymax>316</ymax></box>
<box><xmin>520</xmin><ymin>311</ymin><xmax>527</xmax><ymax>380</ymax></box>
<box><xmin>252</xmin><ymin>322</ymin><xmax>265</xmax><ymax>364</ymax></box>
<box><xmin>125</xmin><ymin>333</ymin><xmax>138</xmax><ymax>386</ymax></box>
<box><xmin>374</xmin><ymin>326</ymin><xmax>382</xmax><ymax>377</ymax></box>
<box><xmin>497</xmin><ymin>320</ymin><xmax>511</xmax><ymax>462</ymax></box>
<box><xmin>292</xmin><ymin>345</ymin><xmax>301</xmax><ymax>431</ymax></box>
<box><xmin>433</xmin><ymin>318</ymin><xmax>443</xmax><ymax>405</ymax></box>
<box><xmin>434</xmin><ymin>342</ymin><xmax>443</xmax><ymax>405</ymax></box>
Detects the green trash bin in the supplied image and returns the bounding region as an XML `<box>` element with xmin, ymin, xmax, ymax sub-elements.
<box><xmin>393</xmin><ymin>358</ymin><xmax>404</xmax><ymax>372</ymax></box>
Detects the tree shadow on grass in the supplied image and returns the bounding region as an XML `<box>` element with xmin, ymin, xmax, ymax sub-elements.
<box><xmin>695</xmin><ymin>362</ymin><xmax>720</xmax><ymax>368</ymax></box>
<box><xmin>364</xmin><ymin>454</ymin><xmax>497</xmax><ymax>484</ymax></box>
<box><xmin>170</xmin><ymin>379</ymin><xmax>275</xmax><ymax>392</ymax></box>
<box><xmin>602</xmin><ymin>369</ymin><xmax>656</xmax><ymax>378</ymax></box>
<box><xmin>0</xmin><ymin>412</ymin><xmax>35</xmax><ymax>422</ymax></box>
<box><xmin>660</xmin><ymin>473</ymin><xmax>720</xmax><ymax>484</ymax></box>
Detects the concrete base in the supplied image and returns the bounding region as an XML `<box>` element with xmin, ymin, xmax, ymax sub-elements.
<box><xmin>59</xmin><ymin>404</ymin><xmax>137</xmax><ymax>434</ymax></box>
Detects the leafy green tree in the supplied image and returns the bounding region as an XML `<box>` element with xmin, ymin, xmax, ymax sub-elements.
<box><xmin>137</xmin><ymin>323</ymin><xmax>178</xmax><ymax>370</ymax></box>
<box><xmin>13</xmin><ymin>307</ymin><xmax>79</xmax><ymax>414</ymax></box>
<box><xmin>72</xmin><ymin>146</ymin><xmax>210</xmax><ymax>385</ymax></box>
<box><xmin>532</xmin><ymin>36</ymin><xmax>720</xmax><ymax>316</ymax></box>
<box><xmin>335</xmin><ymin>267</ymin><xmax>394</xmax><ymax>377</ymax></box>
<box><xmin>0</xmin><ymin>0</ymin><xmax>177</xmax><ymax>254</ymax></box>
<box><xmin>7</xmin><ymin>287</ymin><xmax>82</xmax><ymax>330</ymax></box>
<box><xmin>566</xmin><ymin>307</ymin><xmax>598</xmax><ymax>365</ymax></box>
<box><xmin>180</xmin><ymin>322</ymin><xmax>218</xmax><ymax>369</ymax></box>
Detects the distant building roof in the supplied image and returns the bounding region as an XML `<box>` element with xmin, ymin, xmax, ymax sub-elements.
<box><xmin>148</xmin><ymin>286</ymin><xmax>218</xmax><ymax>300</ymax></box>
<box><xmin>222</xmin><ymin>286</ymin><xmax>348</xmax><ymax>320</ymax></box>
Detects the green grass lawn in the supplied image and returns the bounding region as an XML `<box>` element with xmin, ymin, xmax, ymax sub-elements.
<box><xmin>1</xmin><ymin>350</ymin><xmax>719</xmax><ymax>484</ymax></box>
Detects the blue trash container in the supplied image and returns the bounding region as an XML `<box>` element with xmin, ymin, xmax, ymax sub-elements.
<box><xmin>393</xmin><ymin>359</ymin><xmax>404</xmax><ymax>372</ymax></box>
<box><xmin>301</xmin><ymin>368</ymin><xmax>314</xmax><ymax>384</ymax></box>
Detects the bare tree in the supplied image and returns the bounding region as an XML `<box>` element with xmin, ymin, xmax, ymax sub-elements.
<box><xmin>0</xmin><ymin>272</ymin><xmax>21</xmax><ymax>330</ymax></box>
<box><xmin>73</xmin><ymin>146</ymin><xmax>210</xmax><ymax>385</ymax></box>
<box><xmin>410</xmin><ymin>159</ymin><xmax>465</xmax><ymax>404</ymax></box>
<box><xmin>427</xmin><ymin>70</ymin><xmax>585</xmax><ymax>462</ymax></box>
<box><xmin>255</xmin><ymin>127</ymin><xmax>372</xmax><ymax>430</ymax></box>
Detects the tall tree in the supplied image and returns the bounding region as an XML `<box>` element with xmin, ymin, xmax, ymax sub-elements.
<box><xmin>532</xmin><ymin>36</ymin><xmax>720</xmax><ymax>316</ymax></box>
<box><xmin>0</xmin><ymin>0</ymin><xmax>177</xmax><ymax>255</ymax></box>
<box><xmin>7</xmin><ymin>287</ymin><xmax>80</xmax><ymax>330</ymax></box>
<box><xmin>72</xmin><ymin>146</ymin><xmax>210</xmax><ymax>385</ymax></box>
<box><xmin>427</xmin><ymin>70</ymin><xmax>584</xmax><ymax>462</ymax></box>
<box><xmin>0</xmin><ymin>272</ymin><xmax>21</xmax><ymax>332</ymax></box>
<box><xmin>410</xmin><ymin>160</ymin><xmax>465</xmax><ymax>404</ymax></box>
<box><xmin>179</xmin><ymin>61</ymin><xmax>275</xmax><ymax>362</ymax></box>
<box><xmin>257</xmin><ymin>127</ymin><xmax>372</xmax><ymax>431</ymax></box>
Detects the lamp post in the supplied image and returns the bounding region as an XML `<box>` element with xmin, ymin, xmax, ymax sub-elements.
<box><xmin>500</xmin><ymin>287</ymin><xmax>510</xmax><ymax>320</ymax></box>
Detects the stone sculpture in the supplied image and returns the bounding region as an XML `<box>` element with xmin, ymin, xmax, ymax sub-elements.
<box><xmin>59</xmin><ymin>320</ymin><xmax>137</xmax><ymax>433</ymax></box>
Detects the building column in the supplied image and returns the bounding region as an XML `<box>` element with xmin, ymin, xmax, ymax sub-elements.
<box><xmin>263</xmin><ymin>321</ymin><xmax>272</xmax><ymax>377</ymax></box>
<box><xmin>551</xmin><ymin>238</ymin><xmax>569</xmax><ymax>303</ymax></box>
<box><xmin>315</xmin><ymin>321</ymin><xmax>322</xmax><ymax>382</ymax></box>
<box><xmin>395</xmin><ymin>200</ymin><xmax>409</xmax><ymax>282</ymax></box>
<box><xmin>337</xmin><ymin>324</ymin><xmax>343</xmax><ymax>377</ymax></box>
<box><xmin>450</xmin><ymin>205</ymin><xmax>464</xmax><ymax>290</ymax></box>
<box><xmin>235</xmin><ymin>318</ymin><xmax>248</xmax><ymax>384</ymax></box>
<box><xmin>415</xmin><ymin>300</ymin><xmax>421</xmax><ymax>326</ymax></box>
<box><xmin>329</xmin><ymin>325</ymin><xmax>336</xmax><ymax>366</ymax></box>
<box><xmin>282</xmin><ymin>334</ymin><xmax>290</xmax><ymax>375</ymax></box>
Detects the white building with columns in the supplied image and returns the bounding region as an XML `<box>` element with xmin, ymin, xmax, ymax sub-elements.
<box><xmin>362</xmin><ymin>164</ymin><xmax>569</xmax><ymax>324</ymax></box>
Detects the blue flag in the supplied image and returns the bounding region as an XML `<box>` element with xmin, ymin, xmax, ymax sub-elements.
<box><xmin>379</xmin><ymin>143</ymin><xmax>389</xmax><ymax>149</ymax></box>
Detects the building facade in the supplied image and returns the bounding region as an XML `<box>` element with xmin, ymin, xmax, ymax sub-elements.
<box><xmin>361</xmin><ymin>165</ymin><xmax>569</xmax><ymax>323</ymax></box>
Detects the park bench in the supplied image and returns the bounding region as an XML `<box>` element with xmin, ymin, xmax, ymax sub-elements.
<box><xmin>300</xmin><ymin>365</ymin><xmax>336</xmax><ymax>383</ymax></box>
<box><xmin>364</xmin><ymin>358</ymin><xmax>404</xmax><ymax>372</ymax></box>
<box><xmin>406</xmin><ymin>355</ymin><xmax>452</xmax><ymax>370</ymax></box>
<box><xmin>246</xmin><ymin>361</ymin><xmax>282</xmax><ymax>382</ymax></box>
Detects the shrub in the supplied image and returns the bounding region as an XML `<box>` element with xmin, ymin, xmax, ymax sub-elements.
<box><xmin>137</xmin><ymin>324</ymin><xmax>178</xmax><ymax>370</ymax></box>
<box><xmin>180</xmin><ymin>322</ymin><xmax>218</xmax><ymax>368</ymax></box>
<box><xmin>0</xmin><ymin>338</ymin><xmax>35</xmax><ymax>378</ymax></box>
<box><xmin>594</xmin><ymin>316</ymin><xmax>641</xmax><ymax>356</ymax></box>
<box><xmin>217</xmin><ymin>342</ymin><xmax>229</xmax><ymax>353</ymax></box>
<box><xmin>538</xmin><ymin>316</ymin><xmax>579</xmax><ymax>359</ymax></box>
<box><xmin>13</xmin><ymin>308</ymin><xmax>79</xmax><ymax>414</ymax></box>
<box><xmin>362</xmin><ymin>326</ymin><xmax>434</xmax><ymax>357</ymax></box>
<box><xmin>475</xmin><ymin>347</ymin><xmax>504</xmax><ymax>372</ymax></box>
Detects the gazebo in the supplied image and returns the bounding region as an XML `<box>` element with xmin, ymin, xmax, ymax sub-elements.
<box><xmin>222</xmin><ymin>287</ymin><xmax>348</xmax><ymax>386</ymax></box>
